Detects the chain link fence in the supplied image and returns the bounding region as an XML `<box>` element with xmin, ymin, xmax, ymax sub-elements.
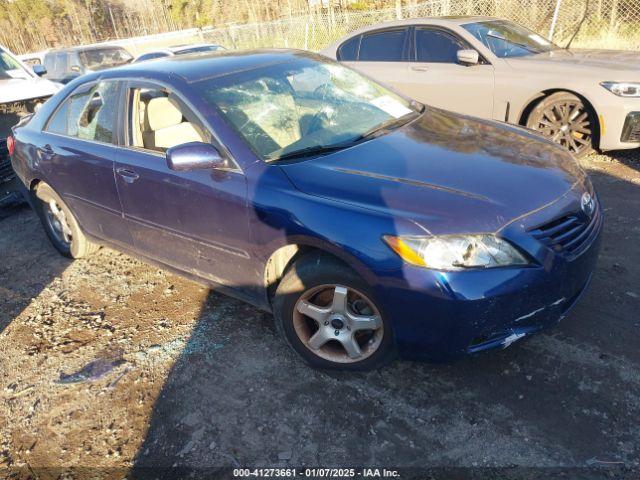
<box><xmin>16</xmin><ymin>0</ymin><xmax>640</xmax><ymax>58</ymax></box>
<box><xmin>193</xmin><ymin>0</ymin><xmax>640</xmax><ymax>53</ymax></box>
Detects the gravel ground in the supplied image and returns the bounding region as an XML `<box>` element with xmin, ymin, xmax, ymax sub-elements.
<box><xmin>0</xmin><ymin>151</ymin><xmax>639</xmax><ymax>478</ymax></box>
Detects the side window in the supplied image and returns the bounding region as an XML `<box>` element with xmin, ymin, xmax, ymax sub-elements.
<box><xmin>337</xmin><ymin>35</ymin><xmax>360</xmax><ymax>61</ymax></box>
<box><xmin>55</xmin><ymin>53</ymin><xmax>66</xmax><ymax>73</ymax></box>
<box><xmin>127</xmin><ymin>87</ymin><xmax>208</xmax><ymax>153</ymax></box>
<box><xmin>415</xmin><ymin>28</ymin><xmax>465</xmax><ymax>63</ymax></box>
<box><xmin>46</xmin><ymin>81</ymin><xmax>120</xmax><ymax>143</ymax></box>
<box><xmin>43</xmin><ymin>54</ymin><xmax>55</xmax><ymax>73</ymax></box>
<box><xmin>358</xmin><ymin>29</ymin><xmax>407</xmax><ymax>61</ymax></box>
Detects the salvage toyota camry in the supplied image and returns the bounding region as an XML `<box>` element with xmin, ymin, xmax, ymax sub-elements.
<box><xmin>9</xmin><ymin>50</ymin><xmax>602</xmax><ymax>370</ymax></box>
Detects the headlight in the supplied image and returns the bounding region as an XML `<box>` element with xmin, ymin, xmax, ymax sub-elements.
<box><xmin>383</xmin><ymin>234</ymin><xmax>529</xmax><ymax>270</ymax></box>
<box><xmin>601</xmin><ymin>81</ymin><xmax>640</xmax><ymax>97</ymax></box>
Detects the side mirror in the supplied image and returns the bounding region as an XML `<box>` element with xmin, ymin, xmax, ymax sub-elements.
<box><xmin>167</xmin><ymin>142</ymin><xmax>226</xmax><ymax>172</ymax></box>
<box><xmin>457</xmin><ymin>49</ymin><xmax>479</xmax><ymax>66</ymax></box>
<box><xmin>32</xmin><ymin>65</ymin><xmax>47</xmax><ymax>77</ymax></box>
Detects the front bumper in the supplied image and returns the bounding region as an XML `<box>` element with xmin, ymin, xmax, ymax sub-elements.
<box><xmin>593</xmin><ymin>93</ymin><xmax>640</xmax><ymax>150</ymax></box>
<box><xmin>374</xmin><ymin>187</ymin><xmax>603</xmax><ymax>362</ymax></box>
<box><xmin>0</xmin><ymin>139</ymin><xmax>24</xmax><ymax>208</ymax></box>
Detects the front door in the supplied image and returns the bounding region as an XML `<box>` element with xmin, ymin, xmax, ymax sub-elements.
<box><xmin>405</xmin><ymin>27</ymin><xmax>495</xmax><ymax>119</ymax></box>
<box><xmin>113</xmin><ymin>82</ymin><xmax>252</xmax><ymax>291</ymax></box>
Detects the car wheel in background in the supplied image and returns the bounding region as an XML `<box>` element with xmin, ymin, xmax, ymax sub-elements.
<box><xmin>34</xmin><ymin>182</ymin><xmax>99</xmax><ymax>258</ymax></box>
<box><xmin>273</xmin><ymin>252</ymin><xmax>394</xmax><ymax>371</ymax></box>
<box><xmin>526</xmin><ymin>92</ymin><xmax>596</xmax><ymax>158</ymax></box>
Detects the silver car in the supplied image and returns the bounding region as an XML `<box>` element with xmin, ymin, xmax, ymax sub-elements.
<box><xmin>322</xmin><ymin>17</ymin><xmax>640</xmax><ymax>157</ymax></box>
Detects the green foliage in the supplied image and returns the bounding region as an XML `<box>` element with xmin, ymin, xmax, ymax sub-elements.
<box><xmin>348</xmin><ymin>0</ymin><xmax>376</xmax><ymax>11</ymax></box>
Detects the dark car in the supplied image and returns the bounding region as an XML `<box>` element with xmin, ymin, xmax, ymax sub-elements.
<box><xmin>9</xmin><ymin>50</ymin><xmax>602</xmax><ymax>370</ymax></box>
<box><xmin>43</xmin><ymin>45</ymin><xmax>133</xmax><ymax>84</ymax></box>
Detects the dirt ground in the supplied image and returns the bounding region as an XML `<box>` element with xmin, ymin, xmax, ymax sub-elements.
<box><xmin>0</xmin><ymin>151</ymin><xmax>639</xmax><ymax>479</ymax></box>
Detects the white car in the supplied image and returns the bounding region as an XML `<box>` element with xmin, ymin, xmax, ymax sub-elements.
<box><xmin>133</xmin><ymin>43</ymin><xmax>226</xmax><ymax>63</ymax></box>
<box><xmin>322</xmin><ymin>17</ymin><xmax>640</xmax><ymax>157</ymax></box>
<box><xmin>1</xmin><ymin>45</ymin><xmax>60</xmax><ymax>206</ymax></box>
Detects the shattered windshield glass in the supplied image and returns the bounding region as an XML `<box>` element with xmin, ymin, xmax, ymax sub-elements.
<box><xmin>199</xmin><ymin>57</ymin><xmax>421</xmax><ymax>161</ymax></box>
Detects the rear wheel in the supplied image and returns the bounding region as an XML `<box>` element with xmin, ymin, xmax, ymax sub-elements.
<box><xmin>526</xmin><ymin>92</ymin><xmax>596</xmax><ymax>158</ymax></box>
<box><xmin>34</xmin><ymin>183</ymin><xmax>99</xmax><ymax>258</ymax></box>
<box><xmin>273</xmin><ymin>253</ymin><xmax>394</xmax><ymax>371</ymax></box>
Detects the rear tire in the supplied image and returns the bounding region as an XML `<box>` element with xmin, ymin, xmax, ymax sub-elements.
<box><xmin>273</xmin><ymin>252</ymin><xmax>394</xmax><ymax>371</ymax></box>
<box><xmin>526</xmin><ymin>92</ymin><xmax>596</xmax><ymax>158</ymax></box>
<box><xmin>34</xmin><ymin>183</ymin><xmax>99</xmax><ymax>259</ymax></box>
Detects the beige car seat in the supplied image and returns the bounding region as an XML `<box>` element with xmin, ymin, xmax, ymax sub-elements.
<box><xmin>142</xmin><ymin>96</ymin><xmax>204</xmax><ymax>150</ymax></box>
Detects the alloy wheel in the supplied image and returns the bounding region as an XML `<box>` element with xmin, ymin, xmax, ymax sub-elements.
<box><xmin>293</xmin><ymin>284</ymin><xmax>383</xmax><ymax>363</ymax></box>
<box><xmin>530</xmin><ymin>99</ymin><xmax>592</xmax><ymax>156</ymax></box>
<box><xmin>44</xmin><ymin>200</ymin><xmax>73</xmax><ymax>247</ymax></box>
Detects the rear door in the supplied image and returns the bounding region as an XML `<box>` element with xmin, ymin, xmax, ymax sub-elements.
<box><xmin>113</xmin><ymin>80</ymin><xmax>252</xmax><ymax>290</ymax></box>
<box><xmin>40</xmin><ymin>79</ymin><xmax>131</xmax><ymax>245</ymax></box>
<box><xmin>406</xmin><ymin>26</ymin><xmax>495</xmax><ymax>118</ymax></box>
<box><xmin>341</xmin><ymin>27</ymin><xmax>413</xmax><ymax>94</ymax></box>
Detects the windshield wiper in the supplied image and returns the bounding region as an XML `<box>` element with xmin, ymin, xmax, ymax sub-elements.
<box><xmin>266</xmin><ymin>110</ymin><xmax>420</xmax><ymax>162</ymax></box>
<box><xmin>266</xmin><ymin>142</ymin><xmax>355</xmax><ymax>162</ymax></box>
<box><xmin>353</xmin><ymin>112</ymin><xmax>419</xmax><ymax>143</ymax></box>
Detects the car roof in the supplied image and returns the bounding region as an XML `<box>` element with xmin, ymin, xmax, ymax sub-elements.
<box><xmin>49</xmin><ymin>44</ymin><xmax>129</xmax><ymax>54</ymax></box>
<box><xmin>170</xmin><ymin>43</ymin><xmax>223</xmax><ymax>53</ymax></box>
<box><xmin>101</xmin><ymin>49</ymin><xmax>319</xmax><ymax>84</ymax></box>
<box><xmin>338</xmin><ymin>16</ymin><xmax>499</xmax><ymax>34</ymax></box>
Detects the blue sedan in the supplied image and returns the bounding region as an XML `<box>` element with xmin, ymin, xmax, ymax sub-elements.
<box><xmin>9</xmin><ymin>50</ymin><xmax>602</xmax><ymax>370</ymax></box>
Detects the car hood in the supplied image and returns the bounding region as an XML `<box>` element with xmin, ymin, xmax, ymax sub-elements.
<box><xmin>0</xmin><ymin>76</ymin><xmax>60</xmax><ymax>103</ymax></box>
<box><xmin>506</xmin><ymin>48</ymin><xmax>640</xmax><ymax>74</ymax></box>
<box><xmin>279</xmin><ymin>109</ymin><xmax>587</xmax><ymax>235</ymax></box>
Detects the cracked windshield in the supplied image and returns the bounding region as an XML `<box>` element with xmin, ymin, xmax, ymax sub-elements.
<box><xmin>201</xmin><ymin>58</ymin><xmax>420</xmax><ymax>161</ymax></box>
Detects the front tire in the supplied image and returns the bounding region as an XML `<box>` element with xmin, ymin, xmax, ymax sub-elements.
<box><xmin>273</xmin><ymin>253</ymin><xmax>394</xmax><ymax>371</ymax></box>
<box><xmin>526</xmin><ymin>92</ymin><xmax>596</xmax><ymax>158</ymax></box>
<box><xmin>34</xmin><ymin>183</ymin><xmax>99</xmax><ymax>259</ymax></box>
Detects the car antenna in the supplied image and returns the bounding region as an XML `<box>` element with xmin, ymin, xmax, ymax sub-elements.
<box><xmin>565</xmin><ymin>0</ymin><xmax>591</xmax><ymax>49</ymax></box>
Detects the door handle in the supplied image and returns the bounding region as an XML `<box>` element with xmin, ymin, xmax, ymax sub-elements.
<box><xmin>116</xmin><ymin>167</ymin><xmax>139</xmax><ymax>184</ymax></box>
<box><xmin>410</xmin><ymin>65</ymin><xmax>428</xmax><ymax>72</ymax></box>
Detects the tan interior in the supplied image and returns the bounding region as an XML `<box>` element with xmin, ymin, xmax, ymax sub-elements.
<box><xmin>131</xmin><ymin>91</ymin><xmax>204</xmax><ymax>151</ymax></box>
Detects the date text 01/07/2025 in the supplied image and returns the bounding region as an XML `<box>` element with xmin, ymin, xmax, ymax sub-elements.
<box><xmin>232</xmin><ymin>468</ymin><xmax>401</xmax><ymax>477</ymax></box>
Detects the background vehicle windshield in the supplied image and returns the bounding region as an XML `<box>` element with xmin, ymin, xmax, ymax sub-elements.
<box><xmin>79</xmin><ymin>47</ymin><xmax>132</xmax><ymax>69</ymax></box>
<box><xmin>0</xmin><ymin>49</ymin><xmax>30</xmax><ymax>80</ymax></box>
<box><xmin>199</xmin><ymin>58</ymin><xmax>419</xmax><ymax>161</ymax></box>
<box><xmin>463</xmin><ymin>20</ymin><xmax>558</xmax><ymax>58</ymax></box>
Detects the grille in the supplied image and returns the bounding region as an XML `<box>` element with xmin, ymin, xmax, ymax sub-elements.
<box><xmin>628</xmin><ymin>124</ymin><xmax>640</xmax><ymax>143</ymax></box>
<box><xmin>0</xmin><ymin>140</ymin><xmax>13</xmax><ymax>184</ymax></box>
<box><xmin>621</xmin><ymin>112</ymin><xmax>640</xmax><ymax>143</ymax></box>
<box><xmin>530</xmin><ymin>199</ymin><xmax>602</xmax><ymax>258</ymax></box>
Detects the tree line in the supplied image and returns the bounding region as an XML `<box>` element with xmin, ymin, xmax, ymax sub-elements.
<box><xmin>0</xmin><ymin>0</ymin><xmax>404</xmax><ymax>53</ymax></box>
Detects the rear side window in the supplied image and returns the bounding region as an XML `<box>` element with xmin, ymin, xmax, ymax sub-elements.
<box><xmin>43</xmin><ymin>54</ymin><xmax>55</xmax><ymax>72</ymax></box>
<box><xmin>359</xmin><ymin>29</ymin><xmax>407</xmax><ymax>61</ymax></box>
<box><xmin>415</xmin><ymin>28</ymin><xmax>465</xmax><ymax>63</ymax></box>
<box><xmin>46</xmin><ymin>81</ymin><xmax>120</xmax><ymax>143</ymax></box>
<box><xmin>55</xmin><ymin>53</ymin><xmax>67</xmax><ymax>72</ymax></box>
<box><xmin>337</xmin><ymin>36</ymin><xmax>360</xmax><ymax>61</ymax></box>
